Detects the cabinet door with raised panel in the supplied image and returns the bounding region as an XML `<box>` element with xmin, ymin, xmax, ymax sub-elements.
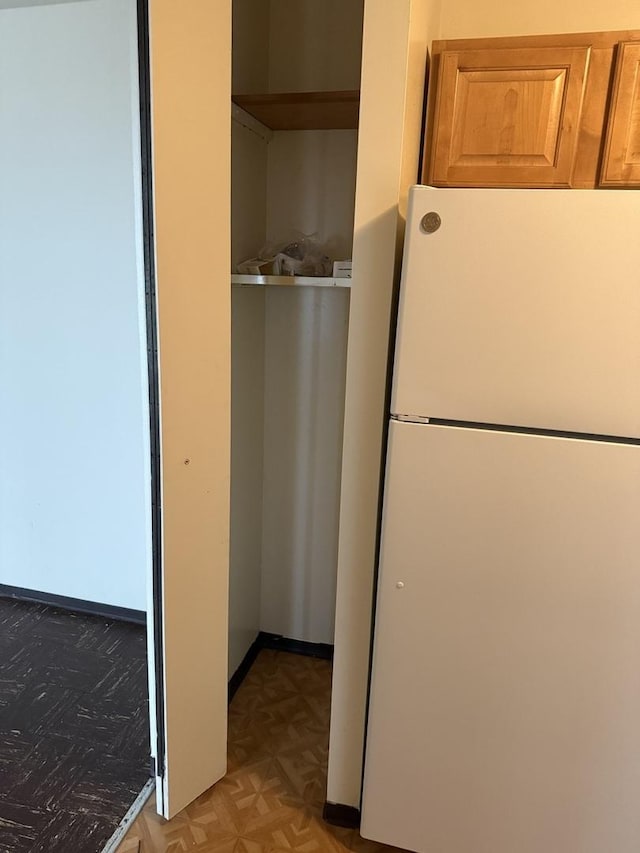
<box><xmin>601</xmin><ymin>42</ymin><xmax>640</xmax><ymax>187</ymax></box>
<box><xmin>428</xmin><ymin>45</ymin><xmax>591</xmax><ymax>187</ymax></box>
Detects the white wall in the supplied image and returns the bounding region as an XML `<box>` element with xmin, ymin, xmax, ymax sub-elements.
<box><xmin>0</xmin><ymin>0</ymin><xmax>149</xmax><ymax>611</ymax></box>
<box><xmin>231</xmin><ymin>119</ymin><xmax>269</xmax><ymax>272</ymax></box>
<box><xmin>230</xmin><ymin>287</ymin><xmax>265</xmax><ymax>675</ymax></box>
<box><xmin>266</xmin><ymin>130</ymin><xmax>358</xmax><ymax>261</ymax></box>
<box><xmin>229</xmin><ymin>113</ymin><xmax>268</xmax><ymax>674</ymax></box>
<box><xmin>233</xmin><ymin>0</ymin><xmax>270</xmax><ymax>94</ymax></box>
<box><xmin>261</xmin><ymin>287</ymin><xmax>350</xmax><ymax>644</ymax></box>
<box><xmin>259</xmin><ymin>3</ymin><xmax>362</xmax><ymax>644</ymax></box>
<box><xmin>230</xmin><ymin>0</ymin><xmax>363</xmax><ymax>660</ymax></box>
<box><xmin>265</xmin><ymin>0</ymin><xmax>362</xmax><ymax>263</ymax></box>
<box><xmin>268</xmin><ymin>0</ymin><xmax>364</xmax><ymax>92</ymax></box>
<box><xmin>438</xmin><ymin>0</ymin><xmax>639</xmax><ymax>38</ymax></box>
<box><xmin>229</xmin><ymin>1</ymin><xmax>271</xmax><ymax>673</ymax></box>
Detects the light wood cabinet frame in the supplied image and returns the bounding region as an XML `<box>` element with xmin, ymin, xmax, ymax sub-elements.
<box><xmin>423</xmin><ymin>30</ymin><xmax>640</xmax><ymax>189</ymax></box>
<box><xmin>429</xmin><ymin>45</ymin><xmax>591</xmax><ymax>187</ymax></box>
<box><xmin>601</xmin><ymin>41</ymin><xmax>640</xmax><ymax>186</ymax></box>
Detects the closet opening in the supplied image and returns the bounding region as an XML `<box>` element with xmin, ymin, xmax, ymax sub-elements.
<box><xmin>229</xmin><ymin>0</ymin><xmax>363</xmax><ymax>797</ymax></box>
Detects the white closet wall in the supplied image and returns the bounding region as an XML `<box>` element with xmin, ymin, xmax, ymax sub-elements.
<box><xmin>268</xmin><ymin>0</ymin><xmax>364</xmax><ymax>92</ymax></box>
<box><xmin>231</xmin><ymin>121</ymin><xmax>269</xmax><ymax>272</ymax></box>
<box><xmin>265</xmin><ymin>131</ymin><xmax>357</xmax><ymax>260</ymax></box>
<box><xmin>261</xmin><ymin>288</ymin><xmax>349</xmax><ymax>644</ymax></box>
<box><xmin>229</xmin><ymin>0</ymin><xmax>270</xmax><ymax>674</ymax></box>
<box><xmin>232</xmin><ymin>0</ymin><xmax>270</xmax><ymax>95</ymax></box>
<box><xmin>265</xmin><ymin>0</ymin><xmax>362</xmax><ymax>256</ymax></box>
<box><xmin>230</xmin><ymin>0</ymin><xmax>363</xmax><ymax>666</ymax></box>
<box><xmin>230</xmin><ymin>288</ymin><xmax>265</xmax><ymax>674</ymax></box>
<box><xmin>230</xmin><ymin>112</ymin><xmax>270</xmax><ymax>674</ymax></box>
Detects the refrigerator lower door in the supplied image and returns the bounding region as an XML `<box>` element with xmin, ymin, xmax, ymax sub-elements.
<box><xmin>362</xmin><ymin>420</ymin><xmax>640</xmax><ymax>853</ymax></box>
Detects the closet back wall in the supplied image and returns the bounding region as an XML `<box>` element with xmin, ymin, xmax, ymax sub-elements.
<box><xmin>265</xmin><ymin>0</ymin><xmax>362</xmax><ymax>257</ymax></box>
<box><xmin>230</xmin><ymin>0</ymin><xmax>362</xmax><ymax>670</ymax></box>
<box><xmin>0</xmin><ymin>0</ymin><xmax>150</xmax><ymax>611</ymax></box>
<box><xmin>268</xmin><ymin>0</ymin><xmax>364</xmax><ymax>92</ymax></box>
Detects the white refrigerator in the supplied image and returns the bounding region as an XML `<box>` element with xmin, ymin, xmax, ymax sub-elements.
<box><xmin>361</xmin><ymin>186</ymin><xmax>640</xmax><ymax>853</ymax></box>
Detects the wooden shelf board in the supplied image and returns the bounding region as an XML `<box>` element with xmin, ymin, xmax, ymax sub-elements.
<box><xmin>231</xmin><ymin>90</ymin><xmax>360</xmax><ymax>131</ymax></box>
<box><xmin>232</xmin><ymin>274</ymin><xmax>351</xmax><ymax>289</ymax></box>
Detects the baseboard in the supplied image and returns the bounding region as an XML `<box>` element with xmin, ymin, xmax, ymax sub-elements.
<box><xmin>100</xmin><ymin>778</ymin><xmax>154</xmax><ymax>853</ymax></box>
<box><xmin>322</xmin><ymin>802</ymin><xmax>361</xmax><ymax>829</ymax></box>
<box><xmin>228</xmin><ymin>631</ymin><xmax>335</xmax><ymax>702</ymax></box>
<box><xmin>259</xmin><ymin>631</ymin><xmax>334</xmax><ymax>661</ymax></box>
<box><xmin>228</xmin><ymin>633</ymin><xmax>263</xmax><ymax>702</ymax></box>
<box><xmin>0</xmin><ymin>584</ymin><xmax>146</xmax><ymax>625</ymax></box>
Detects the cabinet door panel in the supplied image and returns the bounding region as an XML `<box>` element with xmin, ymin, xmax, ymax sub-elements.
<box><xmin>429</xmin><ymin>46</ymin><xmax>591</xmax><ymax>187</ymax></box>
<box><xmin>600</xmin><ymin>42</ymin><xmax>640</xmax><ymax>187</ymax></box>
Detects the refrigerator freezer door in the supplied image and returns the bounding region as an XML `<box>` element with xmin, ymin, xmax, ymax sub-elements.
<box><xmin>392</xmin><ymin>187</ymin><xmax>640</xmax><ymax>438</ymax></box>
<box><xmin>362</xmin><ymin>420</ymin><xmax>640</xmax><ymax>853</ymax></box>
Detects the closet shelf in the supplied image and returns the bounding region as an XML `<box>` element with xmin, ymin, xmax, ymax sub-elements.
<box><xmin>232</xmin><ymin>274</ymin><xmax>351</xmax><ymax>289</ymax></box>
<box><xmin>231</xmin><ymin>90</ymin><xmax>360</xmax><ymax>131</ymax></box>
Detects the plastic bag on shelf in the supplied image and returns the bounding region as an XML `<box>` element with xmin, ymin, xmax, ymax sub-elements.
<box><xmin>260</xmin><ymin>232</ymin><xmax>332</xmax><ymax>277</ymax></box>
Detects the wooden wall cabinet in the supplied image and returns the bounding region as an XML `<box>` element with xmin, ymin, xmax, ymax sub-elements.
<box><xmin>430</xmin><ymin>45</ymin><xmax>590</xmax><ymax>187</ymax></box>
<box><xmin>424</xmin><ymin>31</ymin><xmax>640</xmax><ymax>189</ymax></box>
<box><xmin>601</xmin><ymin>42</ymin><xmax>640</xmax><ymax>186</ymax></box>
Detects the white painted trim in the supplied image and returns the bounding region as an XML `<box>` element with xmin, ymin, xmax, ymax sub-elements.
<box><xmin>328</xmin><ymin>0</ymin><xmax>436</xmax><ymax>809</ymax></box>
<box><xmin>100</xmin><ymin>779</ymin><xmax>155</xmax><ymax>853</ymax></box>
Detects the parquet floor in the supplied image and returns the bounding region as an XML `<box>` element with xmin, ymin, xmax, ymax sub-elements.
<box><xmin>118</xmin><ymin>649</ymin><xmax>407</xmax><ymax>853</ymax></box>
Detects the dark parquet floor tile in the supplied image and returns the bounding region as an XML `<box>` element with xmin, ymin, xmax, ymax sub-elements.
<box><xmin>54</xmin><ymin>696</ymin><xmax>137</xmax><ymax>749</ymax></box>
<box><xmin>0</xmin><ymin>598</ymin><xmax>150</xmax><ymax>853</ymax></box>
<box><xmin>0</xmin><ymin>734</ymin><xmax>33</xmax><ymax>772</ymax></box>
<box><xmin>63</xmin><ymin>755</ymin><xmax>150</xmax><ymax>821</ymax></box>
<box><xmin>0</xmin><ymin>800</ymin><xmax>49</xmax><ymax>852</ymax></box>
<box><xmin>0</xmin><ymin>605</ymin><xmax>45</xmax><ymax>636</ymax></box>
<box><xmin>29</xmin><ymin>809</ymin><xmax>119</xmax><ymax>853</ymax></box>
<box><xmin>0</xmin><ymin>682</ymin><xmax>26</xmax><ymax>709</ymax></box>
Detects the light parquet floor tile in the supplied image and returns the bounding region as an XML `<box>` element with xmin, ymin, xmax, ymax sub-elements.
<box><xmin>117</xmin><ymin>650</ymin><xmax>408</xmax><ymax>853</ymax></box>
